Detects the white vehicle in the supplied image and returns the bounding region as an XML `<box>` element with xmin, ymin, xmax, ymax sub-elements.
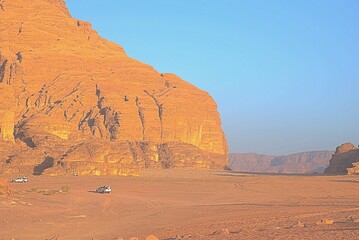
<box><xmin>96</xmin><ymin>186</ymin><xmax>111</xmax><ymax>194</ymax></box>
<box><xmin>12</xmin><ymin>177</ymin><xmax>28</xmax><ymax>183</ymax></box>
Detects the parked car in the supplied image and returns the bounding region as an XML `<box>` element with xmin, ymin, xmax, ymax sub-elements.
<box><xmin>12</xmin><ymin>177</ymin><xmax>28</xmax><ymax>183</ymax></box>
<box><xmin>96</xmin><ymin>186</ymin><xmax>111</xmax><ymax>194</ymax></box>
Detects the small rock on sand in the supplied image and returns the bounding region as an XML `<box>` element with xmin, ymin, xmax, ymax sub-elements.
<box><xmin>146</xmin><ymin>235</ymin><xmax>159</xmax><ymax>240</ymax></box>
<box><xmin>168</xmin><ymin>234</ymin><xmax>192</xmax><ymax>240</ymax></box>
<box><xmin>316</xmin><ymin>219</ymin><xmax>334</xmax><ymax>225</ymax></box>
<box><xmin>291</xmin><ymin>221</ymin><xmax>306</xmax><ymax>228</ymax></box>
<box><xmin>212</xmin><ymin>228</ymin><xmax>230</xmax><ymax>235</ymax></box>
<box><xmin>348</xmin><ymin>216</ymin><xmax>359</xmax><ymax>223</ymax></box>
<box><xmin>45</xmin><ymin>236</ymin><xmax>60</xmax><ymax>240</ymax></box>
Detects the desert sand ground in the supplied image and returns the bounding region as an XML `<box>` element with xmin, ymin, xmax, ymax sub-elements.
<box><xmin>1</xmin><ymin>169</ymin><xmax>359</xmax><ymax>240</ymax></box>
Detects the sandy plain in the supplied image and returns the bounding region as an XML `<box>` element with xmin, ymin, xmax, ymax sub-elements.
<box><xmin>1</xmin><ymin>169</ymin><xmax>359</xmax><ymax>240</ymax></box>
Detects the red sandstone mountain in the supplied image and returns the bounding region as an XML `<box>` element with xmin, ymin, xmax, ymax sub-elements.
<box><xmin>0</xmin><ymin>0</ymin><xmax>227</xmax><ymax>175</ymax></box>
<box><xmin>229</xmin><ymin>151</ymin><xmax>334</xmax><ymax>174</ymax></box>
<box><xmin>324</xmin><ymin>143</ymin><xmax>359</xmax><ymax>175</ymax></box>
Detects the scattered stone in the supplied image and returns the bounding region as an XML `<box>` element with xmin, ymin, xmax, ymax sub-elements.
<box><xmin>46</xmin><ymin>236</ymin><xmax>60</xmax><ymax>240</ymax></box>
<box><xmin>66</xmin><ymin>215</ymin><xmax>86</xmax><ymax>219</ymax></box>
<box><xmin>291</xmin><ymin>221</ymin><xmax>306</xmax><ymax>228</ymax></box>
<box><xmin>146</xmin><ymin>235</ymin><xmax>159</xmax><ymax>240</ymax></box>
<box><xmin>164</xmin><ymin>237</ymin><xmax>178</xmax><ymax>240</ymax></box>
<box><xmin>316</xmin><ymin>219</ymin><xmax>334</xmax><ymax>225</ymax></box>
<box><xmin>129</xmin><ymin>237</ymin><xmax>139</xmax><ymax>240</ymax></box>
<box><xmin>168</xmin><ymin>234</ymin><xmax>192</xmax><ymax>240</ymax></box>
<box><xmin>348</xmin><ymin>216</ymin><xmax>359</xmax><ymax>223</ymax></box>
<box><xmin>212</xmin><ymin>228</ymin><xmax>230</xmax><ymax>235</ymax></box>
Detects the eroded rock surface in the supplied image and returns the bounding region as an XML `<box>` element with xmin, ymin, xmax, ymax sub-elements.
<box><xmin>0</xmin><ymin>0</ymin><xmax>227</xmax><ymax>175</ymax></box>
<box><xmin>324</xmin><ymin>143</ymin><xmax>359</xmax><ymax>175</ymax></box>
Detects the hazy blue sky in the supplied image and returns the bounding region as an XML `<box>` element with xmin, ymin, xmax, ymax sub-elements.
<box><xmin>66</xmin><ymin>0</ymin><xmax>359</xmax><ymax>155</ymax></box>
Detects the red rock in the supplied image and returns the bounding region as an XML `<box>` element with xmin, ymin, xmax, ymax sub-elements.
<box><xmin>0</xmin><ymin>0</ymin><xmax>227</xmax><ymax>175</ymax></box>
<box><xmin>316</xmin><ymin>219</ymin><xmax>334</xmax><ymax>225</ymax></box>
<box><xmin>325</xmin><ymin>143</ymin><xmax>359</xmax><ymax>175</ymax></box>
<box><xmin>335</xmin><ymin>142</ymin><xmax>357</xmax><ymax>154</ymax></box>
<box><xmin>145</xmin><ymin>235</ymin><xmax>159</xmax><ymax>240</ymax></box>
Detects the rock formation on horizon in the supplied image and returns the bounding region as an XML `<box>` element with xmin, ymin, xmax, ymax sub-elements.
<box><xmin>324</xmin><ymin>143</ymin><xmax>359</xmax><ymax>175</ymax></box>
<box><xmin>0</xmin><ymin>0</ymin><xmax>227</xmax><ymax>175</ymax></box>
<box><xmin>229</xmin><ymin>151</ymin><xmax>334</xmax><ymax>174</ymax></box>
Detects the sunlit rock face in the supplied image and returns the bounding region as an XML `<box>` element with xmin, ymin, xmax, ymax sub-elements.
<box><xmin>0</xmin><ymin>0</ymin><xmax>227</xmax><ymax>175</ymax></box>
<box><xmin>324</xmin><ymin>143</ymin><xmax>359</xmax><ymax>175</ymax></box>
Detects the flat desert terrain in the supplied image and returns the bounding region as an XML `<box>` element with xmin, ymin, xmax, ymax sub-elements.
<box><xmin>1</xmin><ymin>170</ymin><xmax>359</xmax><ymax>240</ymax></box>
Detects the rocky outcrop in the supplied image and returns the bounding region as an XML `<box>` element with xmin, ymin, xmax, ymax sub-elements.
<box><xmin>229</xmin><ymin>151</ymin><xmax>334</xmax><ymax>174</ymax></box>
<box><xmin>0</xmin><ymin>0</ymin><xmax>227</xmax><ymax>175</ymax></box>
<box><xmin>324</xmin><ymin>143</ymin><xmax>359</xmax><ymax>175</ymax></box>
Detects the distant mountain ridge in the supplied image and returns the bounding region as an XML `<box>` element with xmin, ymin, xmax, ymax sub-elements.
<box><xmin>229</xmin><ymin>151</ymin><xmax>334</xmax><ymax>174</ymax></box>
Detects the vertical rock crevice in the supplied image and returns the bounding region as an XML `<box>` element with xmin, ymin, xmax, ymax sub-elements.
<box><xmin>0</xmin><ymin>59</ymin><xmax>8</xmax><ymax>83</ymax></box>
<box><xmin>16</xmin><ymin>52</ymin><xmax>23</xmax><ymax>63</ymax></box>
<box><xmin>0</xmin><ymin>1</ymin><xmax>4</xmax><ymax>11</ymax></box>
<box><xmin>144</xmin><ymin>90</ymin><xmax>163</xmax><ymax>139</ymax></box>
<box><xmin>128</xmin><ymin>142</ymin><xmax>138</xmax><ymax>162</ymax></box>
<box><xmin>77</xmin><ymin>85</ymin><xmax>121</xmax><ymax>140</ymax></box>
<box><xmin>100</xmin><ymin>106</ymin><xmax>120</xmax><ymax>141</ymax></box>
<box><xmin>135</xmin><ymin>96</ymin><xmax>145</xmax><ymax>141</ymax></box>
<box><xmin>7</xmin><ymin>63</ymin><xmax>15</xmax><ymax>85</ymax></box>
<box><xmin>139</xmin><ymin>142</ymin><xmax>150</xmax><ymax>168</ymax></box>
<box><xmin>158</xmin><ymin>143</ymin><xmax>172</xmax><ymax>169</ymax></box>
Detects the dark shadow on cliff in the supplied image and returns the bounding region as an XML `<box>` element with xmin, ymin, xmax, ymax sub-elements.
<box><xmin>33</xmin><ymin>157</ymin><xmax>54</xmax><ymax>175</ymax></box>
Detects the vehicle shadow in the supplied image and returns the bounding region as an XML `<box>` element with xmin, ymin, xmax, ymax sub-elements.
<box><xmin>87</xmin><ymin>190</ymin><xmax>98</xmax><ymax>194</ymax></box>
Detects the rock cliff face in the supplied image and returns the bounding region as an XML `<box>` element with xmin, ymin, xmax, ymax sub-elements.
<box><xmin>324</xmin><ymin>143</ymin><xmax>359</xmax><ymax>175</ymax></box>
<box><xmin>0</xmin><ymin>0</ymin><xmax>227</xmax><ymax>175</ymax></box>
<box><xmin>229</xmin><ymin>151</ymin><xmax>334</xmax><ymax>174</ymax></box>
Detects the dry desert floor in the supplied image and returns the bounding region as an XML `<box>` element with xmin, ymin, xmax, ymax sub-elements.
<box><xmin>1</xmin><ymin>169</ymin><xmax>359</xmax><ymax>240</ymax></box>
